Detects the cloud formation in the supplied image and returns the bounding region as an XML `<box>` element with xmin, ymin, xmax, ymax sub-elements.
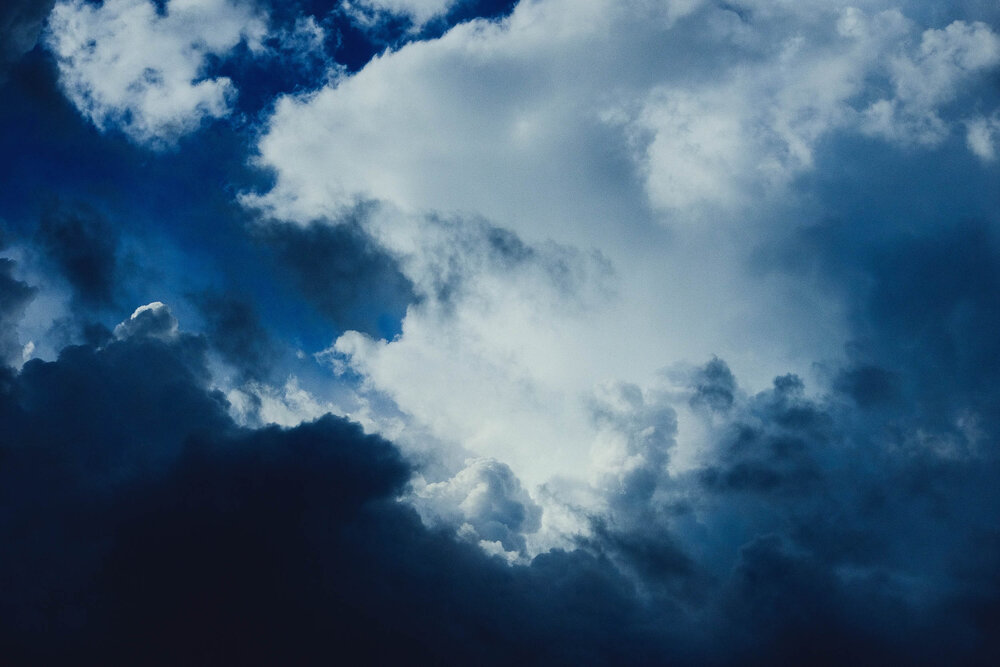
<box><xmin>3</xmin><ymin>0</ymin><xmax>1000</xmax><ymax>662</ymax></box>
<box><xmin>254</xmin><ymin>217</ymin><xmax>416</xmax><ymax>338</ymax></box>
<box><xmin>45</xmin><ymin>0</ymin><xmax>267</xmax><ymax>146</ymax></box>
<box><xmin>2</xmin><ymin>296</ymin><xmax>999</xmax><ymax>664</ymax></box>
<box><xmin>244</xmin><ymin>1</ymin><xmax>1000</xmax><ymax>530</ymax></box>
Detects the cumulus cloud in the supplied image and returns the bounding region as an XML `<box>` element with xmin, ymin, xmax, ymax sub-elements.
<box><xmin>251</xmin><ymin>2</ymin><xmax>999</xmax><ymax>226</ymax></box>
<box><xmin>45</xmin><ymin>0</ymin><xmax>268</xmax><ymax>146</ymax></box>
<box><xmin>966</xmin><ymin>111</ymin><xmax>1000</xmax><ymax>161</ymax></box>
<box><xmin>241</xmin><ymin>0</ymin><xmax>1000</xmax><ymax>565</ymax></box>
<box><xmin>3</xmin><ymin>296</ymin><xmax>999</xmax><ymax>663</ymax></box>
<box><xmin>243</xmin><ymin>0</ymin><xmax>1000</xmax><ymax>521</ymax></box>
<box><xmin>6</xmin><ymin>1</ymin><xmax>1000</xmax><ymax>661</ymax></box>
<box><xmin>859</xmin><ymin>17</ymin><xmax>1000</xmax><ymax>146</ymax></box>
<box><xmin>413</xmin><ymin>456</ymin><xmax>542</xmax><ymax>558</ymax></box>
<box><xmin>113</xmin><ymin>301</ymin><xmax>179</xmax><ymax>340</ymax></box>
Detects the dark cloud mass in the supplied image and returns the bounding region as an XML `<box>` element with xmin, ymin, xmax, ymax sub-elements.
<box><xmin>1</xmin><ymin>284</ymin><xmax>998</xmax><ymax>664</ymax></box>
<box><xmin>0</xmin><ymin>296</ymin><xmax>687</xmax><ymax>666</ymax></box>
<box><xmin>36</xmin><ymin>202</ymin><xmax>120</xmax><ymax>308</ymax></box>
<box><xmin>256</xmin><ymin>219</ymin><xmax>416</xmax><ymax>338</ymax></box>
<box><xmin>193</xmin><ymin>290</ymin><xmax>277</xmax><ymax>381</ymax></box>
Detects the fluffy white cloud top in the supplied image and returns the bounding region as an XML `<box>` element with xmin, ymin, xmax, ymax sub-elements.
<box><xmin>245</xmin><ymin>0</ymin><xmax>1000</xmax><ymax>548</ymax></box>
<box><xmin>45</xmin><ymin>0</ymin><xmax>267</xmax><ymax>147</ymax></box>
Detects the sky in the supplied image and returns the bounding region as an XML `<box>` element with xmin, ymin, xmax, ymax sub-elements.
<box><xmin>1</xmin><ymin>0</ymin><xmax>999</xmax><ymax>663</ymax></box>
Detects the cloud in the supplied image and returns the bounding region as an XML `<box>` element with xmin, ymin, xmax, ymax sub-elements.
<box><xmin>193</xmin><ymin>290</ymin><xmax>277</xmax><ymax>382</ymax></box>
<box><xmin>5</xmin><ymin>2</ymin><xmax>1000</xmax><ymax>662</ymax></box>
<box><xmin>45</xmin><ymin>0</ymin><xmax>268</xmax><ymax>147</ymax></box>
<box><xmin>0</xmin><ymin>299</ymin><xmax>684</xmax><ymax>664</ymax></box>
<box><xmin>248</xmin><ymin>1</ymin><xmax>1000</xmax><ymax>506</ymax></box>
<box><xmin>413</xmin><ymin>456</ymin><xmax>542</xmax><ymax>558</ymax></box>
<box><xmin>0</xmin><ymin>258</ymin><xmax>36</xmax><ymax>365</ymax></box>
<box><xmin>253</xmin><ymin>216</ymin><xmax>416</xmax><ymax>338</ymax></box>
<box><xmin>966</xmin><ymin>111</ymin><xmax>1000</xmax><ymax>161</ymax></box>
<box><xmin>346</xmin><ymin>0</ymin><xmax>460</xmax><ymax>28</ymax></box>
<box><xmin>113</xmin><ymin>300</ymin><xmax>179</xmax><ymax>340</ymax></box>
<box><xmin>238</xmin><ymin>3</ymin><xmax>1000</xmax><ymax>566</ymax></box>
<box><xmin>251</xmin><ymin>2</ymin><xmax>999</xmax><ymax>226</ymax></box>
<box><xmin>36</xmin><ymin>201</ymin><xmax>120</xmax><ymax>308</ymax></box>
<box><xmin>0</xmin><ymin>0</ymin><xmax>55</xmax><ymax>79</ymax></box>
<box><xmin>3</xmin><ymin>229</ymin><xmax>1000</xmax><ymax>663</ymax></box>
<box><xmin>859</xmin><ymin>18</ymin><xmax>1000</xmax><ymax>146</ymax></box>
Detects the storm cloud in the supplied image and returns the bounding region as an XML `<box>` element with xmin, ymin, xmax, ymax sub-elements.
<box><xmin>1</xmin><ymin>0</ymin><xmax>999</xmax><ymax>664</ymax></box>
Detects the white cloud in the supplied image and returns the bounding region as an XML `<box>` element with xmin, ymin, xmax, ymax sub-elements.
<box><xmin>966</xmin><ymin>112</ymin><xmax>1000</xmax><ymax>161</ymax></box>
<box><xmin>860</xmin><ymin>19</ymin><xmax>1000</xmax><ymax>146</ymax></box>
<box><xmin>345</xmin><ymin>0</ymin><xmax>459</xmax><ymax>28</ymax></box>
<box><xmin>247</xmin><ymin>0</ymin><xmax>1000</xmax><ymax>547</ymax></box>
<box><xmin>412</xmin><ymin>457</ymin><xmax>542</xmax><ymax>557</ymax></box>
<box><xmin>114</xmin><ymin>301</ymin><xmax>179</xmax><ymax>340</ymax></box>
<box><xmin>45</xmin><ymin>0</ymin><xmax>267</xmax><ymax>147</ymax></box>
<box><xmin>226</xmin><ymin>377</ymin><xmax>339</xmax><ymax>428</ymax></box>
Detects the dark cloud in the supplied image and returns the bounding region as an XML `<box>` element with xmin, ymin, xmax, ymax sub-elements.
<box><xmin>689</xmin><ymin>356</ymin><xmax>736</xmax><ymax>412</ymax></box>
<box><xmin>0</xmin><ymin>257</ymin><xmax>35</xmax><ymax>364</ymax></box>
<box><xmin>1</xmin><ymin>284</ymin><xmax>999</xmax><ymax>664</ymax></box>
<box><xmin>834</xmin><ymin>364</ymin><xmax>899</xmax><ymax>408</ymax></box>
<box><xmin>193</xmin><ymin>290</ymin><xmax>277</xmax><ymax>381</ymax></box>
<box><xmin>256</xmin><ymin>219</ymin><xmax>415</xmax><ymax>338</ymax></box>
<box><xmin>0</xmin><ymin>0</ymin><xmax>54</xmax><ymax>80</ymax></box>
<box><xmin>0</xmin><ymin>298</ymin><xmax>700</xmax><ymax>665</ymax></box>
<box><xmin>36</xmin><ymin>202</ymin><xmax>121</xmax><ymax>309</ymax></box>
<box><xmin>679</xmin><ymin>355</ymin><xmax>1000</xmax><ymax>664</ymax></box>
<box><xmin>441</xmin><ymin>0</ymin><xmax>519</xmax><ymax>25</ymax></box>
<box><xmin>777</xmin><ymin>212</ymin><xmax>1000</xmax><ymax>438</ymax></box>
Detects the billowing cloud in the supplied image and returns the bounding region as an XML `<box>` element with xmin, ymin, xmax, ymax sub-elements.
<box><xmin>3</xmin><ymin>295</ymin><xmax>999</xmax><ymax>663</ymax></box>
<box><xmin>251</xmin><ymin>1</ymin><xmax>999</xmax><ymax>223</ymax></box>
<box><xmin>113</xmin><ymin>300</ymin><xmax>179</xmax><ymax>340</ymax></box>
<box><xmin>4</xmin><ymin>0</ymin><xmax>1000</xmax><ymax>662</ymax></box>
<box><xmin>858</xmin><ymin>16</ymin><xmax>1000</xmax><ymax>145</ymax></box>
<box><xmin>413</xmin><ymin>456</ymin><xmax>542</xmax><ymax>558</ymax></box>
<box><xmin>246</xmin><ymin>0</ymin><xmax>1000</xmax><ymax>529</ymax></box>
<box><xmin>45</xmin><ymin>0</ymin><xmax>267</xmax><ymax>146</ymax></box>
